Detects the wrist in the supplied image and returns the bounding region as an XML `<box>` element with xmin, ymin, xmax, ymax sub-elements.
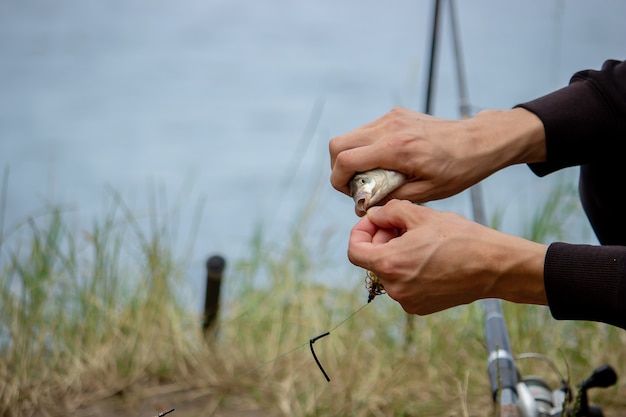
<box><xmin>465</xmin><ymin>108</ymin><xmax>546</xmax><ymax>170</ymax></box>
<box><xmin>488</xmin><ymin>234</ymin><xmax>548</xmax><ymax>305</ymax></box>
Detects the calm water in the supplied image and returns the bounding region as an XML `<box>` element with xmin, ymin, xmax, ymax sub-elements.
<box><xmin>1</xmin><ymin>0</ymin><xmax>625</xmax><ymax>310</ymax></box>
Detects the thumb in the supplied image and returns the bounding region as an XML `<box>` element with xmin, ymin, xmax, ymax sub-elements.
<box><xmin>366</xmin><ymin>199</ymin><xmax>415</xmax><ymax>230</ymax></box>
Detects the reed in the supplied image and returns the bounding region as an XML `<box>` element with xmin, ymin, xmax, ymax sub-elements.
<box><xmin>1</xmin><ymin>181</ymin><xmax>625</xmax><ymax>417</ymax></box>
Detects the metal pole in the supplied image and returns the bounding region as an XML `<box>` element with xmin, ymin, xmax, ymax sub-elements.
<box><xmin>447</xmin><ymin>2</ymin><xmax>520</xmax><ymax>415</ymax></box>
<box><xmin>448</xmin><ymin>0</ymin><xmax>471</xmax><ymax>119</ymax></box>
<box><xmin>424</xmin><ymin>0</ymin><xmax>442</xmax><ymax>115</ymax></box>
<box><xmin>447</xmin><ymin>0</ymin><xmax>488</xmax><ymax>243</ymax></box>
<box><xmin>404</xmin><ymin>0</ymin><xmax>445</xmax><ymax>352</ymax></box>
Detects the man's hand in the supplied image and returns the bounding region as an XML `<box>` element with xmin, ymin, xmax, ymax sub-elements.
<box><xmin>330</xmin><ymin>107</ymin><xmax>546</xmax><ymax>204</ymax></box>
<box><xmin>348</xmin><ymin>200</ymin><xmax>548</xmax><ymax>314</ymax></box>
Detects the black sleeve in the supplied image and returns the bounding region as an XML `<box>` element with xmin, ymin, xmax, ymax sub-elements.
<box><xmin>516</xmin><ymin>59</ymin><xmax>626</xmax><ymax>176</ymax></box>
<box><xmin>512</xmin><ymin>60</ymin><xmax>626</xmax><ymax>329</ymax></box>
<box><xmin>544</xmin><ymin>243</ymin><xmax>626</xmax><ymax>330</ymax></box>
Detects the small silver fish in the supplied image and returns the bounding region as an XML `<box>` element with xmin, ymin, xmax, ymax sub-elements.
<box><xmin>349</xmin><ymin>169</ymin><xmax>407</xmax><ymax>302</ymax></box>
<box><xmin>349</xmin><ymin>169</ymin><xmax>407</xmax><ymax>214</ymax></box>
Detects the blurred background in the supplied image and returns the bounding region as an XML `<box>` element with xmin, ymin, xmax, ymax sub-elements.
<box><xmin>1</xmin><ymin>0</ymin><xmax>625</xmax><ymax>312</ymax></box>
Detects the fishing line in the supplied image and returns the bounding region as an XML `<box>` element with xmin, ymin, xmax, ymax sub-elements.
<box><xmin>163</xmin><ymin>301</ymin><xmax>370</xmax><ymax>415</ymax></box>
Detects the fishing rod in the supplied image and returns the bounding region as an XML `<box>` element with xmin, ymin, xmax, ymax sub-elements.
<box><xmin>443</xmin><ymin>0</ymin><xmax>521</xmax><ymax>413</ymax></box>
<box><xmin>424</xmin><ymin>1</ymin><xmax>518</xmax><ymax>413</ymax></box>
<box><xmin>432</xmin><ymin>0</ymin><xmax>618</xmax><ymax>415</ymax></box>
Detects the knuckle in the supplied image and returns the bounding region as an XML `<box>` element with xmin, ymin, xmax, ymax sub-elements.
<box><xmin>385</xmin><ymin>117</ymin><xmax>408</xmax><ymax>134</ymax></box>
<box><xmin>347</xmin><ymin>247</ymin><xmax>357</xmax><ymax>264</ymax></box>
<box><xmin>395</xmin><ymin>299</ymin><xmax>427</xmax><ymax>316</ymax></box>
<box><xmin>386</xmin><ymin>199</ymin><xmax>404</xmax><ymax>209</ymax></box>
<box><xmin>476</xmin><ymin>109</ymin><xmax>496</xmax><ymax>118</ymax></box>
<box><xmin>375</xmin><ymin>257</ymin><xmax>395</xmax><ymax>276</ymax></box>
<box><xmin>333</xmin><ymin>149</ymin><xmax>351</xmax><ymax>167</ymax></box>
<box><xmin>328</xmin><ymin>136</ymin><xmax>342</xmax><ymax>156</ymax></box>
<box><xmin>401</xmin><ymin>304</ymin><xmax>418</xmax><ymax>315</ymax></box>
<box><xmin>347</xmin><ymin>247</ymin><xmax>368</xmax><ymax>269</ymax></box>
<box><xmin>385</xmin><ymin>285</ymin><xmax>414</xmax><ymax>310</ymax></box>
<box><xmin>384</xmin><ymin>108</ymin><xmax>408</xmax><ymax>128</ymax></box>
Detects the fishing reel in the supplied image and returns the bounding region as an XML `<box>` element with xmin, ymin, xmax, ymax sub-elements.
<box><xmin>514</xmin><ymin>353</ymin><xmax>617</xmax><ymax>417</ymax></box>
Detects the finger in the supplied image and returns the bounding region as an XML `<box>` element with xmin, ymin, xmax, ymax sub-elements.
<box><xmin>366</xmin><ymin>200</ymin><xmax>416</xmax><ymax>230</ymax></box>
<box><xmin>347</xmin><ymin>211</ymin><xmax>399</xmax><ymax>276</ymax></box>
<box><xmin>330</xmin><ymin>132</ymin><xmax>385</xmax><ymax>195</ymax></box>
<box><xmin>387</xmin><ymin>182</ymin><xmax>438</xmax><ymax>205</ymax></box>
<box><xmin>349</xmin><ymin>215</ymin><xmax>378</xmax><ymax>245</ymax></box>
<box><xmin>329</xmin><ymin>108</ymin><xmax>414</xmax><ymax>193</ymax></box>
<box><xmin>330</xmin><ymin>106</ymin><xmax>438</xmax><ymax>170</ymax></box>
<box><xmin>354</xmin><ymin>204</ymin><xmax>367</xmax><ymax>217</ymax></box>
<box><xmin>329</xmin><ymin>123</ymin><xmax>382</xmax><ymax>169</ymax></box>
<box><xmin>349</xmin><ymin>226</ymin><xmax>399</xmax><ymax>271</ymax></box>
<box><xmin>331</xmin><ymin>137</ymin><xmax>412</xmax><ymax>196</ymax></box>
<box><xmin>330</xmin><ymin>107</ymin><xmax>438</xmax><ymax>195</ymax></box>
<box><xmin>371</xmin><ymin>226</ymin><xmax>400</xmax><ymax>244</ymax></box>
<box><xmin>348</xmin><ymin>215</ymin><xmax>390</xmax><ymax>269</ymax></box>
<box><xmin>389</xmin><ymin>180</ymin><xmax>464</xmax><ymax>204</ymax></box>
<box><xmin>358</xmin><ymin>206</ymin><xmax>401</xmax><ymax>244</ymax></box>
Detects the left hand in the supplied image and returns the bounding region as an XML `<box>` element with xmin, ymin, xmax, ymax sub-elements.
<box><xmin>348</xmin><ymin>200</ymin><xmax>548</xmax><ymax>314</ymax></box>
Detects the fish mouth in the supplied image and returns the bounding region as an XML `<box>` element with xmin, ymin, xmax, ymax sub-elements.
<box><xmin>353</xmin><ymin>192</ymin><xmax>371</xmax><ymax>214</ymax></box>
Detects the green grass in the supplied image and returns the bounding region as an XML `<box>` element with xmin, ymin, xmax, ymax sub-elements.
<box><xmin>1</xmin><ymin>180</ymin><xmax>625</xmax><ymax>417</ymax></box>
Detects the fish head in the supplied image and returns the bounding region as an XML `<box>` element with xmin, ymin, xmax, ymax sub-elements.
<box><xmin>350</xmin><ymin>173</ymin><xmax>378</xmax><ymax>214</ymax></box>
<box><xmin>349</xmin><ymin>169</ymin><xmax>408</xmax><ymax>214</ymax></box>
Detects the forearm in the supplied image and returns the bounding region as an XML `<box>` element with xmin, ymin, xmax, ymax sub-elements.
<box><xmin>462</xmin><ymin>107</ymin><xmax>547</xmax><ymax>173</ymax></box>
<box><xmin>486</xmin><ymin>233</ymin><xmax>548</xmax><ymax>306</ymax></box>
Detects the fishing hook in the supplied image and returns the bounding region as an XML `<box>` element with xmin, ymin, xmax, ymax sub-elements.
<box><xmin>309</xmin><ymin>331</ymin><xmax>331</xmax><ymax>382</ymax></box>
<box><xmin>155</xmin><ymin>408</ymin><xmax>175</xmax><ymax>417</ymax></box>
<box><xmin>365</xmin><ymin>270</ymin><xmax>386</xmax><ymax>303</ymax></box>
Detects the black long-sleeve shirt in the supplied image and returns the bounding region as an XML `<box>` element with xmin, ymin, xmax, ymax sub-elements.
<box><xmin>517</xmin><ymin>59</ymin><xmax>626</xmax><ymax>330</ymax></box>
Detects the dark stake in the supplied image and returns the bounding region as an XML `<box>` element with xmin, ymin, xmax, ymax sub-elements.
<box><xmin>203</xmin><ymin>255</ymin><xmax>226</xmax><ymax>337</ymax></box>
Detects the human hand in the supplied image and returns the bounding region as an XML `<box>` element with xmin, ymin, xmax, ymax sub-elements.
<box><xmin>330</xmin><ymin>107</ymin><xmax>546</xmax><ymax>204</ymax></box>
<box><xmin>348</xmin><ymin>200</ymin><xmax>548</xmax><ymax>314</ymax></box>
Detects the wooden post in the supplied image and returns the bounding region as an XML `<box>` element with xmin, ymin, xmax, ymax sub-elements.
<box><xmin>203</xmin><ymin>254</ymin><xmax>225</xmax><ymax>339</ymax></box>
